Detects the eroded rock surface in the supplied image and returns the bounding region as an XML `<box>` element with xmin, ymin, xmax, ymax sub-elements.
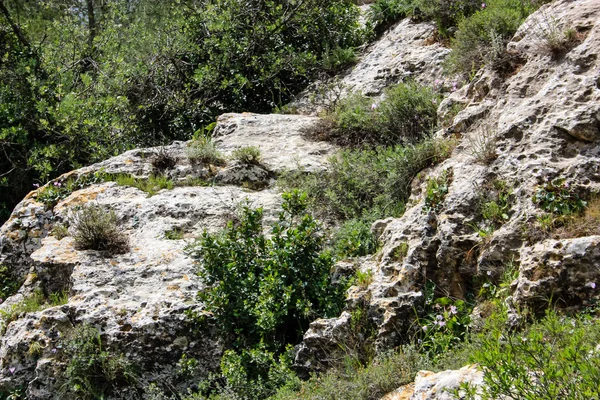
<box><xmin>298</xmin><ymin>0</ymin><xmax>600</xmax><ymax>366</ymax></box>
<box><xmin>0</xmin><ymin>113</ymin><xmax>338</xmax><ymax>396</ymax></box>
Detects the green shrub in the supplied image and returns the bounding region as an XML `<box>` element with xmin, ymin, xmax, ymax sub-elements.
<box><xmin>423</xmin><ymin>169</ymin><xmax>453</xmax><ymax>213</ymax></box>
<box><xmin>280</xmin><ymin>138</ymin><xmax>454</xmax><ymax>222</ymax></box>
<box><xmin>61</xmin><ymin>325</ymin><xmax>138</xmax><ymax>399</ymax></box>
<box><xmin>71</xmin><ymin>204</ymin><xmax>129</xmax><ymax>254</ymax></box>
<box><xmin>185</xmin><ymin>137</ymin><xmax>225</xmax><ymax>166</ymax></box>
<box><xmin>533</xmin><ymin>178</ymin><xmax>587</xmax><ymax>215</ymax></box>
<box><xmin>0</xmin><ymin>265</ymin><xmax>21</xmax><ymax>302</ymax></box>
<box><xmin>188</xmin><ymin>190</ymin><xmax>349</xmax><ymax>398</ymax></box>
<box><xmin>324</xmin><ymin>81</ymin><xmax>441</xmax><ymax>147</ymax></box>
<box><xmin>232</xmin><ymin>146</ymin><xmax>262</xmax><ymax>166</ymax></box>
<box><xmin>333</xmin><ymin>219</ymin><xmax>378</xmax><ymax>258</ymax></box>
<box><xmin>190</xmin><ymin>190</ymin><xmax>347</xmax><ymax>348</ymax></box>
<box><xmin>446</xmin><ymin>0</ymin><xmax>546</xmax><ymax>76</ymax></box>
<box><xmin>463</xmin><ymin>312</ymin><xmax>600</xmax><ymax>399</ymax></box>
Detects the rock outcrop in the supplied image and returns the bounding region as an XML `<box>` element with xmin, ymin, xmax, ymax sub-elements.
<box><xmin>296</xmin><ymin>0</ymin><xmax>600</xmax><ymax>366</ymax></box>
<box><xmin>1</xmin><ymin>0</ymin><xmax>599</xmax><ymax>396</ymax></box>
<box><xmin>0</xmin><ymin>114</ymin><xmax>337</xmax><ymax>396</ymax></box>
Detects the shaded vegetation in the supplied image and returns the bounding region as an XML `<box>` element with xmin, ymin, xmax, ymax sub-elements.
<box><xmin>0</xmin><ymin>0</ymin><xmax>364</xmax><ymax>223</ymax></box>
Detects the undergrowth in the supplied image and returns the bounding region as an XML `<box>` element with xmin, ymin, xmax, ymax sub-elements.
<box><xmin>279</xmin><ymin>138</ymin><xmax>454</xmax><ymax>223</ymax></box>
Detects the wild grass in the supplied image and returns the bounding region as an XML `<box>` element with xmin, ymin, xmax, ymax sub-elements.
<box><xmin>70</xmin><ymin>204</ymin><xmax>129</xmax><ymax>254</ymax></box>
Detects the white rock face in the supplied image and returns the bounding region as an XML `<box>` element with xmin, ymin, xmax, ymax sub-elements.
<box><xmin>382</xmin><ymin>365</ymin><xmax>484</xmax><ymax>400</ymax></box>
<box><xmin>298</xmin><ymin>0</ymin><xmax>600</xmax><ymax>366</ymax></box>
<box><xmin>292</xmin><ymin>18</ymin><xmax>453</xmax><ymax>114</ymax></box>
<box><xmin>1</xmin><ymin>0</ymin><xmax>600</xmax><ymax>396</ymax></box>
<box><xmin>0</xmin><ymin>113</ymin><xmax>337</xmax><ymax>396</ymax></box>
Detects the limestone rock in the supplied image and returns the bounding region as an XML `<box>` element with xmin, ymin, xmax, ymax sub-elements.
<box><xmin>0</xmin><ymin>112</ymin><xmax>339</xmax><ymax>396</ymax></box>
<box><xmin>292</xmin><ymin>18</ymin><xmax>453</xmax><ymax>114</ymax></box>
<box><xmin>382</xmin><ymin>365</ymin><xmax>484</xmax><ymax>400</ymax></box>
<box><xmin>299</xmin><ymin>0</ymin><xmax>600</xmax><ymax>360</ymax></box>
<box><xmin>515</xmin><ymin>236</ymin><xmax>600</xmax><ymax>311</ymax></box>
<box><xmin>212</xmin><ymin>113</ymin><xmax>337</xmax><ymax>173</ymax></box>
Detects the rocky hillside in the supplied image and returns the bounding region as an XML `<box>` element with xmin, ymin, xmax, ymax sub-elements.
<box><xmin>1</xmin><ymin>0</ymin><xmax>599</xmax><ymax>398</ymax></box>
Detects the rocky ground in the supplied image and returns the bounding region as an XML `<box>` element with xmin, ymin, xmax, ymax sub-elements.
<box><xmin>0</xmin><ymin>0</ymin><xmax>599</xmax><ymax>398</ymax></box>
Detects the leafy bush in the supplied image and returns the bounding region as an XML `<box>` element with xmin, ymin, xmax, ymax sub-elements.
<box><xmin>322</xmin><ymin>81</ymin><xmax>441</xmax><ymax>147</ymax></box>
<box><xmin>463</xmin><ymin>312</ymin><xmax>600</xmax><ymax>399</ymax></box>
<box><xmin>61</xmin><ymin>325</ymin><xmax>138</xmax><ymax>399</ymax></box>
<box><xmin>280</xmin><ymin>138</ymin><xmax>454</xmax><ymax>222</ymax></box>
<box><xmin>188</xmin><ymin>191</ymin><xmax>349</xmax><ymax>398</ymax></box>
<box><xmin>332</xmin><ymin>219</ymin><xmax>378</xmax><ymax>258</ymax></box>
<box><xmin>71</xmin><ymin>204</ymin><xmax>129</xmax><ymax>254</ymax></box>
<box><xmin>446</xmin><ymin>0</ymin><xmax>547</xmax><ymax>76</ymax></box>
<box><xmin>533</xmin><ymin>178</ymin><xmax>587</xmax><ymax>215</ymax></box>
<box><xmin>191</xmin><ymin>191</ymin><xmax>347</xmax><ymax>348</ymax></box>
<box><xmin>232</xmin><ymin>146</ymin><xmax>262</xmax><ymax>166</ymax></box>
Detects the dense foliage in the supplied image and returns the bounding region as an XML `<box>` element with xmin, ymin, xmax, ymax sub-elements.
<box><xmin>0</xmin><ymin>0</ymin><xmax>363</xmax><ymax>223</ymax></box>
<box><xmin>187</xmin><ymin>191</ymin><xmax>349</xmax><ymax>398</ymax></box>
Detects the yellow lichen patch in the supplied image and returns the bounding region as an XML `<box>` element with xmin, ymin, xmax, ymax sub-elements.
<box><xmin>167</xmin><ymin>284</ymin><xmax>180</xmax><ymax>291</ymax></box>
<box><xmin>55</xmin><ymin>185</ymin><xmax>107</xmax><ymax>212</ymax></box>
<box><xmin>183</xmin><ymin>274</ymin><xmax>190</xmax><ymax>281</ymax></box>
<box><xmin>30</xmin><ymin>237</ymin><xmax>81</xmax><ymax>265</ymax></box>
<box><xmin>6</xmin><ymin>230</ymin><xmax>24</xmax><ymax>241</ymax></box>
<box><xmin>29</xmin><ymin>229</ymin><xmax>43</xmax><ymax>238</ymax></box>
<box><xmin>125</xmin><ymin>159</ymin><xmax>134</xmax><ymax>164</ymax></box>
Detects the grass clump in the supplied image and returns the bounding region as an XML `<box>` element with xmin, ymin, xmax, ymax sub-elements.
<box><xmin>280</xmin><ymin>138</ymin><xmax>454</xmax><ymax>222</ymax></box>
<box><xmin>271</xmin><ymin>346</ymin><xmax>427</xmax><ymax>400</ymax></box>
<box><xmin>468</xmin><ymin>125</ymin><xmax>497</xmax><ymax>164</ymax></box>
<box><xmin>231</xmin><ymin>146</ymin><xmax>262</xmax><ymax>165</ymax></box>
<box><xmin>71</xmin><ymin>204</ymin><xmax>129</xmax><ymax>254</ymax></box>
<box><xmin>186</xmin><ymin>136</ymin><xmax>225</xmax><ymax>166</ymax></box>
<box><xmin>318</xmin><ymin>81</ymin><xmax>441</xmax><ymax>147</ymax></box>
<box><xmin>111</xmin><ymin>174</ymin><xmax>174</xmax><ymax>197</ymax></box>
<box><xmin>0</xmin><ymin>288</ymin><xmax>69</xmax><ymax>331</ymax></box>
<box><xmin>61</xmin><ymin>324</ymin><xmax>138</xmax><ymax>399</ymax></box>
<box><xmin>150</xmin><ymin>147</ymin><xmax>178</xmax><ymax>173</ymax></box>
